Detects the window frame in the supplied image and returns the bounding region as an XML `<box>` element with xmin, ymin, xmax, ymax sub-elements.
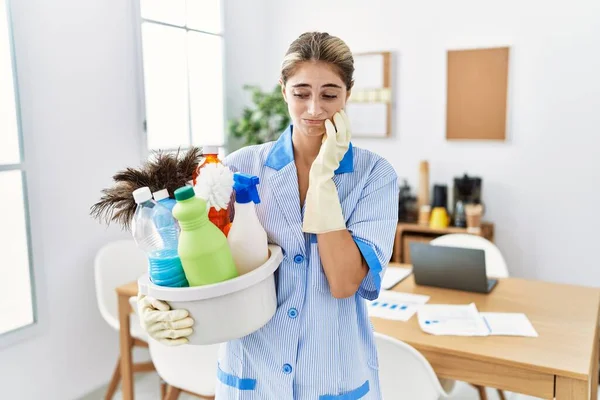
<box><xmin>132</xmin><ymin>0</ymin><xmax>227</xmax><ymax>155</ymax></box>
<box><xmin>0</xmin><ymin>0</ymin><xmax>39</xmax><ymax>347</ymax></box>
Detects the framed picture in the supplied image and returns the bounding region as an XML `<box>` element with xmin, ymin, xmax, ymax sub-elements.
<box><xmin>346</xmin><ymin>51</ymin><xmax>393</xmax><ymax>138</ymax></box>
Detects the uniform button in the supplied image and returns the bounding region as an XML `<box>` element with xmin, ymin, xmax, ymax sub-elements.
<box><xmin>282</xmin><ymin>364</ymin><xmax>293</xmax><ymax>374</ymax></box>
<box><xmin>293</xmin><ymin>254</ymin><xmax>304</xmax><ymax>264</ymax></box>
<box><xmin>287</xmin><ymin>308</ymin><xmax>298</xmax><ymax>319</ymax></box>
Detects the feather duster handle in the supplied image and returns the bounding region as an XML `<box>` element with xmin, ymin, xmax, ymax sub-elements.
<box><xmin>194</xmin><ymin>163</ymin><xmax>234</xmax><ymax>211</ymax></box>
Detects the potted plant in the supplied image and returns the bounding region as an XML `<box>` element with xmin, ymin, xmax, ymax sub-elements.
<box><xmin>228</xmin><ymin>85</ymin><xmax>291</xmax><ymax>146</ymax></box>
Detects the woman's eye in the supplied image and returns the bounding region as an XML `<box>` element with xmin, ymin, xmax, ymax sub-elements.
<box><xmin>293</xmin><ymin>93</ymin><xmax>309</xmax><ymax>99</ymax></box>
<box><xmin>323</xmin><ymin>94</ymin><xmax>338</xmax><ymax>100</ymax></box>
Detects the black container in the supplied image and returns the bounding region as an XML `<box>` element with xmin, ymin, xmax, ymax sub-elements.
<box><xmin>431</xmin><ymin>184</ymin><xmax>448</xmax><ymax>209</ymax></box>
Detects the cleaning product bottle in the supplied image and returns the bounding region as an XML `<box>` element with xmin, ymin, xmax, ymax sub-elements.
<box><xmin>131</xmin><ymin>187</ymin><xmax>189</xmax><ymax>287</ymax></box>
<box><xmin>227</xmin><ymin>173</ymin><xmax>268</xmax><ymax>275</ymax></box>
<box><xmin>192</xmin><ymin>146</ymin><xmax>231</xmax><ymax>235</ymax></box>
<box><xmin>172</xmin><ymin>185</ymin><xmax>238</xmax><ymax>286</ymax></box>
<box><xmin>152</xmin><ymin>188</ymin><xmax>176</xmax><ymax>211</ymax></box>
<box><xmin>152</xmin><ymin>188</ymin><xmax>181</xmax><ymax>246</ymax></box>
<box><xmin>192</xmin><ymin>146</ymin><xmax>221</xmax><ymax>185</ymax></box>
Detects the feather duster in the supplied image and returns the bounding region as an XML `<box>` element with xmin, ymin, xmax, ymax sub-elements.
<box><xmin>90</xmin><ymin>147</ymin><xmax>203</xmax><ymax>231</ymax></box>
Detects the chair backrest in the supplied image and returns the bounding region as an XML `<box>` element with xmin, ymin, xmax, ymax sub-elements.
<box><xmin>430</xmin><ymin>234</ymin><xmax>509</xmax><ymax>278</ymax></box>
<box><xmin>148</xmin><ymin>338</ymin><xmax>219</xmax><ymax>396</ymax></box>
<box><xmin>375</xmin><ymin>332</ymin><xmax>448</xmax><ymax>400</ymax></box>
<box><xmin>94</xmin><ymin>239</ymin><xmax>148</xmax><ymax>328</ymax></box>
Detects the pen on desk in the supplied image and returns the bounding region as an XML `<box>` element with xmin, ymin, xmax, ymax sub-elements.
<box><xmin>482</xmin><ymin>316</ymin><xmax>492</xmax><ymax>334</ymax></box>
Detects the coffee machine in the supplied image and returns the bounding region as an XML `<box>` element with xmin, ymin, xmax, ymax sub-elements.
<box><xmin>397</xmin><ymin>179</ymin><xmax>418</xmax><ymax>223</ymax></box>
<box><xmin>452</xmin><ymin>174</ymin><xmax>482</xmax><ymax>227</ymax></box>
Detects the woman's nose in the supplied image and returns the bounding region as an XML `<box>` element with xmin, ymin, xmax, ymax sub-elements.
<box><xmin>307</xmin><ymin>98</ymin><xmax>323</xmax><ymax>116</ymax></box>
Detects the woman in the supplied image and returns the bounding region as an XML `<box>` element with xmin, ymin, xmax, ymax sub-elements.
<box><xmin>138</xmin><ymin>32</ymin><xmax>399</xmax><ymax>399</ymax></box>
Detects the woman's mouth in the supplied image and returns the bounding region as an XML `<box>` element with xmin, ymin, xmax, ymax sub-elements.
<box><xmin>303</xmin><ymin>119</ymin><xmax>323</xmax><ymax>126</ymax></box>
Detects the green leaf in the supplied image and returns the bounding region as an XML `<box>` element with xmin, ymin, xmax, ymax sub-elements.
<box><xmin>227</xmin><ymin>84</ymin><xmax>290</xmax><ymax>147</ymax></box>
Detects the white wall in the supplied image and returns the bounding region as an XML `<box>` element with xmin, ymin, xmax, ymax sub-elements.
<box><xmin>258</xmin><ymin>0</ymin><xmax>600</xmax><ymax>286</ymax></box>
<box><xmin>223</xmin><ymin>0</ymin><xmax>273</xmax><ymax>151</ymax></box>
<box><xmin>0</xmin><ymin>0</ymin><xmax>144</xmax><ymax>398</ymax></box>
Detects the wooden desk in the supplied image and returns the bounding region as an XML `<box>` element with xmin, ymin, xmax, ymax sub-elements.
<box><xmin>117</xmin><ymin>273</ymin><xmax>600</xmax><ymax>400</ymax></box>
<box><xmin>116</xmin><ymin>281</ymin><xmax>140</xmax><ymax>400</ymax></box>
<box><xmin>373</xmin><ymin>268</ymin><xmax>600</xmax><ymax>399</ymax></box>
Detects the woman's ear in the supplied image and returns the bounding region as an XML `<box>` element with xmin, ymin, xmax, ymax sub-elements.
<box><xmin>346</xmin><ymin>81</ymin><xmax>354</xmax><ymax>102</ymax></box>
<box><xmin>279</xmin><ymin>79</ymin><xmax>288</xmax><ymax>103</ymax></box>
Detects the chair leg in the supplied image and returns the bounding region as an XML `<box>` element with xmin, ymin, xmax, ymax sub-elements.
<box><xmin>474</xmin><ymin>385</ymin><xmax>488</xmax><ymax>400</ymax></box>
<box><xmin>496</xmin><ymin>388</ymin><xmax>507</xmax><ymax>400</ymax></box>
<box><xmin>104</xmin><ymin>357</ymin><xmax>121</xmax><ymax>400</ymax></box>
<box><xmin>164</xmin><ymin>386</ymin><xmax>182</xmax><ymax>400</ymax></box>
<box><xmin>160</xmin><ymin>380</ymin><xmax>167</xmax><ymax>400</ymax></box>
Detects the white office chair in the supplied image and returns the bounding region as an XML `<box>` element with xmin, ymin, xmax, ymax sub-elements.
<box><xmin>94</xmin><ymin>239</ymin><xmax>151</xmax><ymax>399</ymax></box>
<box><xmin>148</xmin><ymin>339</ymin><xmax>219</xmax><ymax>400</ymax></box>
<box><xmin>375</xmin><ymin>332</ymin><xmax>450</xmax><ymax>399</ymax></box>
<box><xmin>127</xmin><ymin>295</ymin><xmax>219</xmax><ymax>400</ymax></box>
<box><xmin>430</xmin><ymin>234</ymin><xmax>509</xmax><ymax>400</ymax></box>
<box><xmin>430</xmin><ymin>234</ymin><xmax>509</xmax><ymax>278</ymax></box>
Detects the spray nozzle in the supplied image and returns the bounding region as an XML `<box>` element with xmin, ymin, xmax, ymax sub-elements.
<box><xmin>233</xmin><ymin>173</ymin><xmax>261</xmax><ymax>204</ymax></box>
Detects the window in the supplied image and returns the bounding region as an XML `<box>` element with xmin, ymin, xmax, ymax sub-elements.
<box><xmin>0</xmin><ymin>0</ymin><xmax>36</xmax><ymax>336</ymax></box>
<box><xmin>136</xmin><ymin>0</ymin><xmax>225</xmax><ymax>151</ymax></box>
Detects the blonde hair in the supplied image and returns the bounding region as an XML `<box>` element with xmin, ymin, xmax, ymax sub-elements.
<box><xmin>280</xmin><ymin>32</ymin><xmax>354</xmax><ymax>91</ymax></box>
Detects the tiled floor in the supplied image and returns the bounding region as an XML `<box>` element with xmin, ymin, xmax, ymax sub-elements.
<box><xmin>102</xmin><ymin>372</ymin><xmax>546</xmax><ymax>400</ymax></box>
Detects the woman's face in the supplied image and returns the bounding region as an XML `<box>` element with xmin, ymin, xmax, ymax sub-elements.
<box><xmin>281</xmin><ymin>61</ymin><xmax>350</xmax><ymax>137</ymax></box>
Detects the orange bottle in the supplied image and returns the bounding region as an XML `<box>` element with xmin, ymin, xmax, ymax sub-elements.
<box><xmin>192</xmin><ymin>146</ymin><xmax>221</xmax><ymax>185</ymax></box>
<box><xmin>192</xmin><ymin>146</ymin><xmax>231</xmax><ymax>235</ymax></box>
<box><xmin>223</xmin><ymin>222</ymin><xmax>232</xmax><ymax>237</ymax></box>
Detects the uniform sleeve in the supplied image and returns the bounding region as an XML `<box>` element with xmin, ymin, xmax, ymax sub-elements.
<box><xmin>221</xmin><ymin>154</ymin><xmax>239</xmax><ymax>173</ymax></box>
<box><xmin>346</xmin><ymin>159</ymin><xmax>398</xmax><ymax>301</ymax></box>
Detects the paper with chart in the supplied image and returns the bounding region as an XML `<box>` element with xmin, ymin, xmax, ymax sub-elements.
<box><xmin>418</xmin><ymin>304</ymin><xmax>539</xmax><ymax>337</ymax></box>
<box><xmin>418</xmin><ymin>303</ymin><xmax>491</xmax><ymax>336</ymax></box>
<box><xmin>480</xmin><ymin>312</ymin><xmax>538</xmax><ymax>337</ymax></box>
<box><xmin>381</xmin><ymin>266</ymin><xmax>412</xmax><ymax>290</ymax></box>
<box><xmin>367</xmin><ymin>290</ymin><xmax>430</xmax><ymax>321</ymax></box>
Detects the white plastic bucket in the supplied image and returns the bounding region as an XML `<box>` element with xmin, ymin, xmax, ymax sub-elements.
<box><xmin>138</xmin><ymin>244</ymin><xmax>283</xmax><ymax>345</ymax></box>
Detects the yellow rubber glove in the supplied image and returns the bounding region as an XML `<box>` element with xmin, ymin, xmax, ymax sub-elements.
<box><xmin>136</xmin><ymin>294</ymin><xmax>194</xmax><ymax>346</ymax></box>
<box><xmin>302</xmin><ymin>110</ymin><xmax>351</xmax><ymax>234</ymax></box>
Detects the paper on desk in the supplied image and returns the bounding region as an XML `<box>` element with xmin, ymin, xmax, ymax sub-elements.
<box><xmin>367</xmin><ymin>290</ymin><xmax>430</xmax><ymax>321</ymax></box>
<box><xmin>418</xmin><ymin>303</ymin><xmax>491</xmax><ymax>336</ymax></box>
<box><xmin>480</xmin><ymin>313</ymin><xmax>539</xmax><ymax>337</ymax></box>
<box><xmin>382</xmin><ymin>266</ymin><xmax>412</xmax><ymax>289</ymax></box>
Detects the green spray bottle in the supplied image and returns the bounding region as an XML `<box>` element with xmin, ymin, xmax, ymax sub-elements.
<box><xmin>172</xmin><ymin>186</ymin><xmax>238</xmax><ymax>286</ymax></box>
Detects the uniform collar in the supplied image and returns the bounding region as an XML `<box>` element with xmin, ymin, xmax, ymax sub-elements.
<box><xmin>264</xmin><ymin>125</ymin><xmax>354</xmax><ymax>174</ymax></box>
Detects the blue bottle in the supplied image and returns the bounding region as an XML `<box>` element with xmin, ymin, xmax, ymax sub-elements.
<box><xmin>132</xmin><ymin>187</ymin><xmax>189</xmax><ymax>287</ymax></box>
<box><xmin>153</xmin><ymin>188</ymin><xmax>177</xmax><ymax>211</ymax></box>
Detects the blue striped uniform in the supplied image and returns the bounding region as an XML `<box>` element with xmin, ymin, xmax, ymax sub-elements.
<box><xmin>216</xmin><ymin>125</ymin><xmax>398</xmax><ymax>399</ymax></box>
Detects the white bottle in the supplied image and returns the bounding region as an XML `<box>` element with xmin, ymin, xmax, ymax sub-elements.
<box><xmin>227</xmin><ymin>173</ymin><xmax>268</xmax><ymax>275</ymax></box>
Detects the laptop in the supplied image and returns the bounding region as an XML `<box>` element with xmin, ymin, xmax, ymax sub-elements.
<box><xmin>409</xmin><ymin>242</ymin><xmax>498</xmax><ymax>293</ymax></box>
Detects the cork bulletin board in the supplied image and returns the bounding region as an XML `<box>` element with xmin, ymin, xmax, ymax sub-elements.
<box><xmin>446</xmin><ymin>47</ymin><xmax>510</xmax><ymax>141</ymax></box>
